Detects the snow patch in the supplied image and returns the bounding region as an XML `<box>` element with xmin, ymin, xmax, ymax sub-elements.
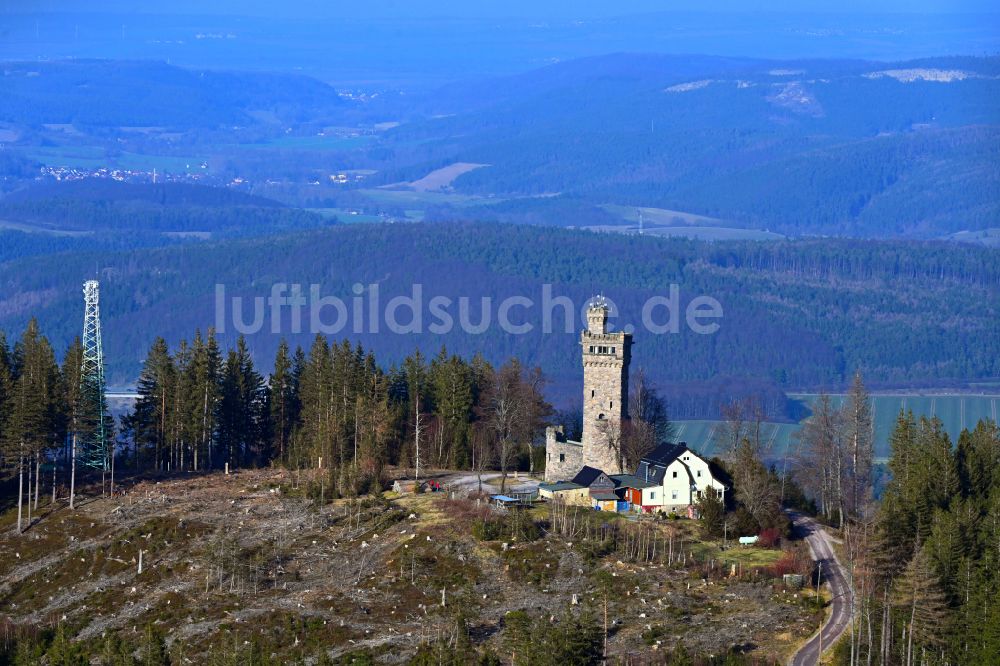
<box><xmin>864</xmin><ymin>69</ymin><xmax>975</xmax><ymax>83</ymax></box>
<box><xmin>767</xmin><ymin>82</ymin><xmax>824</xmax><ymax>117</ymax></box>
<box><xmin>665</xmin><ymin>79</ymin><xmax>713</xmax><ymax>93</ymax></box>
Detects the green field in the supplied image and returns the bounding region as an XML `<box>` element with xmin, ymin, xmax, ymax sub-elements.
<box><xmin>307</xmin><ymin>208</ymin><xmax>405</xmax><ymax>223</ymax></box>
<box><xmin>23</xmin><ymin>146</ymin><xmax>205</xmax><ymax>172</ymax></box>
<box><xmin>238</xmin><ymin>134</ymin><xmax>376</xmax><ymax>151</ymax></box>
<box><xmin>676</xmin><ymin>393</ymin><xmax>1000</xmax><ymax>463</ymax></box>
<box><xmin>358</xmin><ymin>188</ymin><xmax>497</xmax><ymax>208</ymax></box>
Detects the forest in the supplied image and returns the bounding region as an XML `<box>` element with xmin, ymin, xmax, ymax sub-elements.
<box><xmin>0</xmin><ymin>222</ymin><xmax>995</xmax><ymax>413</ymax></box>
<box><xmin>704</xmin><ymin>375</ymin><xmax>1000</xmax><ymax>664</ymax></box>
<box><xmin>824</xmin><ymin>412</ymin><xmax>1000</xmax><ymax>665</ymax></box>
<box><xmin>0</xmin><ymin>320</ymin><xmax>558</xmax><ymax>517</ymax></box>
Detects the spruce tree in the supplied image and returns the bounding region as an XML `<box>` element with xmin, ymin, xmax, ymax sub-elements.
<box><xmin>895</xmin><ymin>545</ymin><xmax>951</xmax><ymax>657</ymax></box>
<box><xmin>0</xmin><ymin>331</ymin><xmax>13</xmax><ymax>476</ymax></box>
<box><xmin>268</xmin><ymin>340</ymin><xmax>297</xmax><ymax>464</ymax></box>
<box><xmin>131</xmin><ymin>338</ymin><xmax>175</xmax><ymax>471</ymax></box>
<box><xmin>61</xmin><ymin>338</ymin><xmax>83</xmax><ymax>508</ymax></box>
<box><xmin>844</xmin><ymin>371</ymin><xmax>874</xmax><ymax>517</ymax></box>
<box><xmin>186</xmin><ymin>329</ymin><xmax>221</xmax><ymax>471</ymax></box>
<box><xmin>5</xmin><ymin>319</ymin><xmax>60</xmax><ymax>532</ymax></box>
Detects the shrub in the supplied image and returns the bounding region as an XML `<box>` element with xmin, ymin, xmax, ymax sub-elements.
<box><xmin>641</xmin><ymin>624</ymin><xmax>668</xmax><ymax>645</ymax></box>
<box><xmin>696</xmin><ymin>491</ymin><xmax>725</xmax><ymax>538</ymax></box>
<box><xmin>768</xmin><ymin>546</ymin><xmax>813</xmax><ymax>578</ymax></box>
<box><xmin>758</xmin><ymin>527</ymin><xmax>782</xmax><ymax>548</ymax></box>
<box><xmin>472</xmin><ymin>518</ymin><xmax>505</xmax><ymax>541</ymax></box>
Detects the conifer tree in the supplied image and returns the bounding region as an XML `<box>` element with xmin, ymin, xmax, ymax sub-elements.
<box><xmin>131</xmin><ymin>338</ymin><xmax>175</xmax><ymax>471</ymax></box>
<box><xmin>297</xmin><ymin>335</ymin><xmax>333</xmax><ymax>469</ymax></box>
<box><xmin>5</xmin><ymin>319</ymin><xmax>60</xmax><ymax>532</ymax></box>
<box><xmin>430</xmin><ymin>347</ymin><xmax>474</xmax><ymax>468</ymax></box>
<box><xmin>215</xmin><ymin>336</ymin><xmax>267</xmax><ymax>469</ymax></box>
<box><xmin>844</xmin><ymin>371</ymin><xmax>874</xmax><ymax>517</ymax></box>
<box><xmin>61</xmin><ymin>337</ymin><xmax>83</xmax><ymax>508</ymax></box>
<box><xmin>187</xmin><ymin>329</ymin><xmax>221</xmax><ymax>471</ymax></box>
<box><xmin>894</xmin><ymin>545</ymin><xmax>951</xmax><ymax>662</ymax></box>
<box><xmin>170</xmin><ymin>338</ymin><xmax>192</xmax><ymax>472</ymax></box>
<box><xmin>0</xmin><ymin>332</ymin><xmax>13</xmax><ymax>476</ymax></box>
<box><xmin>268</xmin><ymin>340</ymin><xmax>298</xmax><ymax>464</ymax></box>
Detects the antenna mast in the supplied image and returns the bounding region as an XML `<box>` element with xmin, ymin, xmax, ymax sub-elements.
<box><xmin>79</xmin><ymin>280</ymin><xmax>110</xmax><ymax>470</ymax></box>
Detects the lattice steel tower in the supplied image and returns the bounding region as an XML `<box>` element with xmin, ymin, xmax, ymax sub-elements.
<box><xmin>79</xmin><ymin>280</ymin><xmax>110</xmax><ymax>470</ymax></box>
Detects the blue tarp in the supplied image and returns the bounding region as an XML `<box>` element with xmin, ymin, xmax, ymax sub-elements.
<box><xmin>491</xmin><ymin>495</ymin><xmax>518</xmax><ymax>503</ymax></box>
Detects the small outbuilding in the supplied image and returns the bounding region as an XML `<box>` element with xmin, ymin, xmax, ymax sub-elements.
<box><xmin>538</xmin><ymin>481</ymin><xmax>588</xmax><ymax>504</ymax></box>
<box><xmin>591</xmin><ymin>490</ymin><xmax>619</xmax><ymax>512</ymax></box>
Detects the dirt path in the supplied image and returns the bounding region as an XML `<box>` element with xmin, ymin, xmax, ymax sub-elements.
<box><xmin>432</xmin><ymin>471</ymin><xmax>541</xmax><ymax>496</ymax></box>
<box><xmin>788</xmin><ymin>512</ymin><xmax>851</xmax><ymax>666</ymax></box>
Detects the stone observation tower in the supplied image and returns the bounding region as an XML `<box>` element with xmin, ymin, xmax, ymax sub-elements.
<box><xmin>580</xmin><ymin>297</ymin><xmax>632</xmax><ymax>474</ymax></box>
<box><xmin>544</xmin><ymin>297</ymin><xmax>632</xmax><ymax>480</ymax></box>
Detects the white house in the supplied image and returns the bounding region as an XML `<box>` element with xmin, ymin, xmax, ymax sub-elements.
<box><xmin>634</xmin><ymin>443</ymin><xmax>727</xmax><ymax>515</ymax></box>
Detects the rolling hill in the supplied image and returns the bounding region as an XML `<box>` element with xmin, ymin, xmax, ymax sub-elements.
<box><xmin>0</xmin><ymin>223</ymin><xmax>995</xmax><ymax>409</ymax></box>
<box><xmin>371</xmin><ymin>54</ymin><xmax>1000</xmax><ymax>237</ymax></box>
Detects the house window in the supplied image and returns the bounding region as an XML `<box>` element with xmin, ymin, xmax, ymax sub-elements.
<box><xmin>650</xmin><ymin>491</ymin><xmax>656</xmax><ymax>500</ymax></box>
<box><xmin>672</xmin><ymin>471</ymin><xmax>678</xmax><ymax>479</ymax></box>
<box><xmin>671</xmin><ymin>490</ymin><xmax>678</xmax><ymax>500</ymax></box>
<box><xmin>696</xmin><ymin>470</ymin><xmax>701</xmax><ymax>477</ymax></box>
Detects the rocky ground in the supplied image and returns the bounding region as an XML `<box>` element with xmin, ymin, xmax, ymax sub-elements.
<box><xmin>0</xmin><ymin>469</ymin><xmax>822</xmax><ymax>663</ymax></box>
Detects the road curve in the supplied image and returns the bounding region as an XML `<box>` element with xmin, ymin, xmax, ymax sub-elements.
<box><xmin>788</xmin><ymin>512</ymin><xmax>852</xmax><ymax>666</ymax></box>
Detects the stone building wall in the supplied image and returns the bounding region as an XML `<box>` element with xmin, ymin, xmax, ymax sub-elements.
<box><xmin>580</xmin><ymin>304</ymin><xmax>631</xmax><ymax>475</ymax></box>
<box><xmin>543</xmin><ymin>425</ymin><xmax>584</xmax><ymax>482</ymax></box>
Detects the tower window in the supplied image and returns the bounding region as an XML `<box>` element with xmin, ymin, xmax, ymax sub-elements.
<box><xmin>611</xmin><ymin>347</ymin><xmax>616</xmax><ymax>354</ymax></box>
<box><xmin>591</xmin><ymin>389</ymin><xmax>595</xmax><ymax>397</ymax></box>
<box><xmin>598</xmin><ymin>413</ymin><xmax>605</xmax><ymax>420</ymax></box>
<box><xmin>672</xmin><ymin>471</ymin><xmax>678</xmax><ymax>478</ymax></box>
<box><xmin>610</xmin><ymin>401</ymin><xmax>613</xmax><ymax>409</ymax></box>
<box><xmin>559</xmin><ymin>453</ymin><xmax>565</xmax><ymax>462</ymax></box>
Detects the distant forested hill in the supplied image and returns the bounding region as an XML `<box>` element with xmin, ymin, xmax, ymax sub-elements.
<box><xmin>369</xmin><ymin>54</ymin><xmax>1000</xmax><ymax>237</ymax></box>
<box><xmin>0</xmin><ymin>60</ymin><xmax>347</xmax><ymax>128</ymax></box>
<box><xmin>0</xmin><ymin>54</ymin><xmax>997</xmax><ymax>238</ymax></box>
<box><xmin>0</xmin><ymin>180</ymin><xmax>328</xmax><ymax>238</ymax></box>
<box><xmin>0</xmin><ymin>223</ymin><xmax>995</xmax><ymax>412</ymax></box>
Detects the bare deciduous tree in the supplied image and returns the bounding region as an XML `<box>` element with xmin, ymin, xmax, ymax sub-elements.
<box><xmin>478</xmin><ymin>360</ymin><xmax>549</xmax><ymax>493</ymax></box>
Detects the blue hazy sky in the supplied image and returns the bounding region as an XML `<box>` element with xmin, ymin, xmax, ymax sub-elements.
<box><xmin>8</xmin><ymin>0</ymin><xmax>998</xmax><ymax>17</ymax></box>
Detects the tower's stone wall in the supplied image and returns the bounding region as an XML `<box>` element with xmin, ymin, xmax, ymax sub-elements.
<box><xmin>580</xmin><ymin>304</ymin><xmax>631</xmax><ymax>475</ymax></box>
<box><xmin>543</xmin><ymin>426</ymin><xmax>583</xmax><ymax>482</ymax></box>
